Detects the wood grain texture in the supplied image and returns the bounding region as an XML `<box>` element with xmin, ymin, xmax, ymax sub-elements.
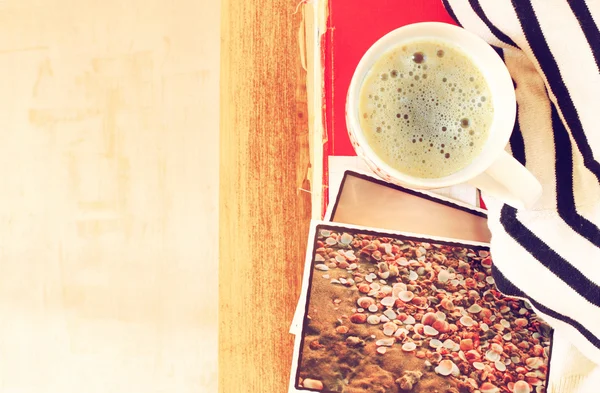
<box><xmin>0</xmin><ymin>1</ymin><xmax>219</xmax><ymax>391</ymax></box>
<box><xmin>220</xmin><ymin>0</ymin><xmax>311</xmax><ymax>391</ymax></box>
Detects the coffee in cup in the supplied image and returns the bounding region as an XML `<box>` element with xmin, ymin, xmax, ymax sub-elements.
<box><xmin>346</xmin><ymin>22</ymin><xmax>542</xmax><ymax>209</ymax></box>
<box><xmin>358</xmin><ymin>39</ymin><xmax>493</xmax><ymax>179</ymax></box>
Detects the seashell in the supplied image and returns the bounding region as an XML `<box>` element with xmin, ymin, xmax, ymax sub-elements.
<box><xmin>395</xmin><ymin>328</ymin><xmax>409</xmax><ymax>338</ymax></box>
<box><xmin>491</xmin><ymin>343</ymin><xmax>504</xmax><ymax>354</ymax></box>
<box><xmin>336</xmin><ymin>326</ymin><xmax>349</xmax><ymax>334</ymax></box>
<box><xmin>315</xmin><ymin>264</ymin><xmax>329</xmax><ymax>271</ymax></box>
<box><xmin>399</xmin><ymin>291</ymin><xmax>415</xmax><ymax>302</ymax></box>
<box><xmin>392</xmin><ymin>282</ymin><xmax>408</xmax><ymax>296</ymax></box>
<box><xmin>409</xmin><ymin>270</ymin><xmax>418</xmax><ymax>281</ymax></box>
<box><xmin>434</xmin><ymin>359</ymin><xmax>455</xmax><ymax>376</ymax></box>
<box><xmin>460</xmin><ymin>316</ymin><xmax>475</xmax><ymax>327</ymax></box>
<box><xmin>367</xmin><ymin>315</ymin><xmax>381</xmax><ymax>325</ymax></box>
<box><xmin>468</xmin><ymin>304</ymin><xmax>482</xmax><ymax>314</ymax></box>
<box><xmin>358</xmin><ymin>283</ymin><xmax>370</xmax><ymax>293</ymax></box>
<box><xmin>515</xmin><ymin>318</ymin><xmax>528</xmax><ymax>328</ymax></box>
<box><xmin>511</xmin><ymin>356</ymin><xmax>521</xmax><ymax>364</ymax></box>
<box><xmin>486</xmin><ymin>276</ymin><xmax>495</xmax><ymax>284</ymax></box>
<box><xmin>460</xmin><ymin>339</ymin><xmax>474</xmax><ymax>351</ymax></box>
<box><xmin>429</xmin><ymin>339</ymin><xmax>443</xmax><ymax>348</ymax></box>
<box><xmin>376</xmin><ymin>338</ymin><xmax>395</xmax><ymax>346</ymax></box>
<box><xmin>325</xmin><ymin>237</ymin><xmax>337</xmax><ymax>245</ymax></box>
<box><xmin>345</xmin><ymin>250</ymin><xmax>356</xmax><ymax>261</ymax></box>
<box><xmin>357</xmin><ymin>297</ymin><xmax>375</xmax><ymax>308</ymax></box>
<box><xmin>335</xmin><ymin>255</ymin><xmax>346</xmax><ymax>263</ymax></box>
<box><xmin>383</xmin><ymin>322</ymin><xmax>398</xmax><ymax>336</ymax></box>
<box><xmin>480</xmin><ymin>382</ymin><xmax>500</xmax><ymax>393</ymax></box>
<box><xmin>402</xmin><ymin>342</ymin><xmax>417</xmax><ymax>352</ymax></box>
<box><xmin>503</xmin><ymin>333</ymin><xmax>512</xmax><ymax>341</ymax></box>
<box><xmin>422</xmin><ymin>312</ymin><xmax>438</xmax><ymax>326</ymax></box>
<box><xmin>412</xmin><ymin>323</ymin><xmax>424</xmax><ymax>336</ymax></box>
<box><xmin>438</xmin><ymin>269</ymin><xmax>451</xmax><ymax>283</ymax></box>
<box><xmin>424</xmin><ymin>326</ymin><xmax>439</xmax><ymax>336</ymax></box>
<box><xmin>380</xmin><ymin>285</ymin><xmax>393</xmax><ymax>296</ymax></box>
<box><xmin>370</xmin><ymin>282</ymin><xmax>381</xmax><ymax>291</ymax></box>
<box><xmin>513</xmin><ymin>380</ymin><xmax>531</xmax><ymax>393</ymax></box>
<box><xmin>486</xmin><ymin>350</ymin><xmax>501</xmax><ymax>362</ymax></box>
<box><xmin>441</xmin><ymin>298</ymin><xmax>455</xmax><ymax>311</ymax></box>
<box><xmin>500</xmin><ymin>319</ymin><xmax>511</xmax><ymax>328</ymax></box>
<box><xmin>319</xmin><ymin>230</ymin><xmax>331</xmax><ymax>237</ymax></box>
<box><xmin>315</xmin><ymin>254</ymin><xmax>325</xmax><ymax>262</ymax></box>
<box><xmin>443</xmin><ymin>339</ymin><xmax>456</xmax><ymax>349</ymax></box>
<box><xmin>403</xmin><ymin>315</ymin><xmax>416</xmax><ymax>325</ymax></box>
<box><xmin>465</xmin><ymin>350</ymin><xmax>481</xmax><ymax>361</ymax></box>
<box><xmin>473</xmin><ymin>362</ymin><xmax>485</xmax><ymax>370</ymax></box>
<box><xmin>303</xmin><ymin>378</ymin><xmax>324</xmax><ymax>390</ymax></box>
<box><xmin>339</xmin><ymin>278</ymin><xmax>347</xmax><ymax>284</ymax></box>
<box><xmin>377</xmin><ymin>347</ymin><xmax>387</xmax><ymax>354</ymax></box>
<box><xmin>339</xmin><ymin>233</ymin><xmax>353</xmax><ymax>245</ymax></box>
<box><xmin>432</xmin><ymin>320</ymin><xmax>450</xmax><ymax>333</ymax></box>
<box><xmin>378</xmin><ymin>271</ymin><xmax>390</xmax><ymax>279</ymax></box>
<box><xmin>525</xmin><ymin>357</ymin><xmax>544</xmax><ymax>369</ymax></box>
<box><xmin>481</xmin><ymin>256</ymin><xmax>493</xmax><ymax>268</ymax></box>
<box><xmin>519</xmin><ymin>307</ymin><xmax>528</xmax><ymax>315</ymax></box>
<box><xmin>494</xmin><ymin>360</ymin><xmax>506</xmax><ymax>371</ymax></box>
<box><xmin>381</xmin><ymin>296</ymin><xmax>395</xmax><ymax>307</ymax></box>
<box><xmin>383</xmin><ymin>309</ymin><xmax>397</xmax><ymax>320</ymax></box>
<box><xmin>397</xmin><ymin>257</ymin><xmax>410</xmax><ymax>266</ymax></box>
<box><xmin>322</xmin><ymin>274</ymin><xmax>330</xmax><ymax>279</ymax></box>
<box><xmin>435</xmin><ymin>311</ymin><xmax>446</xmax><ymax>321</ymax></box>
<box><xmin>350</xmin><ymin>313</ymin><xmax>367</xmax><ymax>324</ymax></box>
<box><xmin>480</xmin><ymin>323</ymin><xmax>489</xmax><ymax>332</ymax></box>
<box><xmin>368</xmin><ymin>304</ymin><xmax>379</xmax><ymax>313</ymax></box>
<box><xmin>349</xmin><ymin>263</ymin><xmax>358</xmax><ymax>270</ymax></box>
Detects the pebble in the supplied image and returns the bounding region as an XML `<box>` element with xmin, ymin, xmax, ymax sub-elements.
<box><xmin>350</xmin><ymin>313</ymin><xmax>367</xmax><ymax>324</ymax></box>
<box><xmin>336</xmin><ymin>326</ymin><xmax>349</xmax><ymax>334</ymax></box>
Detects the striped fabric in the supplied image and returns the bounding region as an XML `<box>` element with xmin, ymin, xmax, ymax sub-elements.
<box><xmin>442</xmin><ymin>0</ymin><xmax>600</xmax><ymax>391</ymax></box>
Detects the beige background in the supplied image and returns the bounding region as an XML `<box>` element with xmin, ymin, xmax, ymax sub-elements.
<box><xmin>0</xmin><ymin>0</ymin><xmax>218</xmax><ymax>391</ymax></box>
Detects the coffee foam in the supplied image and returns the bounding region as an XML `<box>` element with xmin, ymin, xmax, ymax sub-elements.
<box><xmin>358</xmin><ymin>39</ymin><xmax>494</xmax><ymax>178</ymax></box>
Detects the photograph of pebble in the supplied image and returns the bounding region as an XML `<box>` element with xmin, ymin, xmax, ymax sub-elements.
<box><xmin>294</xmin><ymin>225</ymin><xmax>553</xmax><ymax>393</ymax></box>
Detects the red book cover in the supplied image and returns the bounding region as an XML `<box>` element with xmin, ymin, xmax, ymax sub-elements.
<box><xmin>302</xmin><ymin>0</ymin><xmax>470</xmax><ymax>218</ymax></box>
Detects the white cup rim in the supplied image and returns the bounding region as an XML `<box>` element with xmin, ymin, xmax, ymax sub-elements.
<box><xmin>346</xmin><ymin>22</ymin><xmax>516</xmax><ymax>189</ymax></box>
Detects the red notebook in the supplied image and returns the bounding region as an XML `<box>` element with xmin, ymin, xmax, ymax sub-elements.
<box><xmin>300</xmin><ymin>0</ymin><xmax>477</xmax><ymax>219</ymax></box>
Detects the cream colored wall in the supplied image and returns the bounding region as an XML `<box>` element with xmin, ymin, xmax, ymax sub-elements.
<box><xmin>0</xmin><ymin>0</ymin><xmax>218</xmax><ymax>391</ymax></box>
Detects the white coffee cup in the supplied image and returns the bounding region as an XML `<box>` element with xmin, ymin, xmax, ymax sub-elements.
<box><xmin>346</xmin><ymin>22</ymin><xmax>542</xmax><ymax>209</ymax></box>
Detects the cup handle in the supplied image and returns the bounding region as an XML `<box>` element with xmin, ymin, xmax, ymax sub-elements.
<box><xmin>468</xmin><ymin>151</ymin><xmax>542</xmax><ymax>209</ymax></box>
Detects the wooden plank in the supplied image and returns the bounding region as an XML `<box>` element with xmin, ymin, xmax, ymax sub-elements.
<box><xmin>220</xmin><ymin>0</ymin><xmax>311</xmax><ymax>391</ymax></box>
<box><xmin>0</xmin><ymin>1</ymin><xmax>219</xmax><ymax>391</ymax></box>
